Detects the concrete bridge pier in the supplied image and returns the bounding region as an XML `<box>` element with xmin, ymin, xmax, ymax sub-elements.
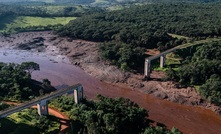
<box><xmin>144</xmin><ymin>59</ymin><xmax>151</xmax><ymax>79</ymax></box>
<box><xmin>37</xmin><ymin>100</ymin><xmax>48</xmax><ymax>116</ymax></box>
<box><xmin>74</xmin><ymin>85</ymin><xmax>84</xmax><ymax>104</ymax></box>
<box><xmin>160</xmin><ymin>54</ymin><xmax>166</xmax><ymax>68</ymax></box>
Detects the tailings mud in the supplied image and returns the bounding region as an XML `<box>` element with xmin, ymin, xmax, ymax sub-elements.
<box><xmin>0</xmin><ymin>44</ymin><xmax>221</xmax><ymax>134</ymax></box>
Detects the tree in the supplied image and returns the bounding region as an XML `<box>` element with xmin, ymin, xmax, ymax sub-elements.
<box><xmin>166</xmin><ymin>41</ymin><xmax>221</xmax><ymax>105</ymax></box>
<box><xmin>0</xmin><ymin>62</ymin><xmax>51</xmax><ymax>101</ymax></box>
<box><xmin>143</xmin><ymin>126</ymin><xmax>181</xmax><ymax>134</ymax></box>
<box><xmin>70</xmin><ymin>95</ymin><xmax>148</xmax><ymax>134</ymax></box>
<box><xmin>20</xmin><ymin>62</ymin><xmax>40</xmax><ymax>77</ymax></box>
<box><xmin>199</xmin><ymin>75</ymin><xmax>221</xmax><ymax>105</ymax></box>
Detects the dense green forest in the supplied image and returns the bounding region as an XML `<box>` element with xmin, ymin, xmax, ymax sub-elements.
<box><xmin>0</xmin><ymin>62</ymin><xmax>55</xmax><ymax>101</ymax></box>
<box><xmin>0</xmin><ymin>1</ymin><xmax>220</xmax><ymax>132</ymax></box>
<box><xmin>50</xmin><ymin>95</ymin><xmax>181</xmax><ymax>134</ymax></box>
<box><xmin>1</xmin><ymin>0</ymin><xmax>221</xmax><ymax>5</ymax></box>
<box><xmin>167</xmin><ymin>41</ymin><xmax>221</xmax><ymax>105</ymax></box>
<box><xmin>56</xmin><ymin>3</ymin><xmax>221</xmax><ymax>106</ymax></box>
<box><xmin>56</xmin><ymin>3</ymin><xmax>221</xmax><ymax>70</ymax></box>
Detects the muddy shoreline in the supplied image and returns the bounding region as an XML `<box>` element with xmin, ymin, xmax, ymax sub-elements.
<box><xmin>1</xmin><ymin>31</ymin><xmax>221</xmax><ymax>133</ymax></box>
<box><xmin>0</xmin><ymin>31</ymin><xmax>220</xmax><ymax>114</ymax></box>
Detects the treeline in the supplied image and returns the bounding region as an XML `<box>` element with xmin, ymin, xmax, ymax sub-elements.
<box><xmin>0</xmin><ymin>4</ymin><xmax>103</xmax><ymax>17</ymax></box>
<box><xmin>56</xmin><ymin>3</ymin><xmax>221</xmax><ymax>70</ymax></box>
<box><xmin>50</xmin><ymin>95</ymin><xmax>181</xmax><ymax>134</ymax></box>
<box><xmin>167</xmin><ymin>41</ymin><xmax>221</xmax><ymax>105</ymax></box>
<box><xmin>58</xmin><ymin>3</ymin><xmax>221</xmax><ymax>39</ymax></box>
<box><xmin>150</xmin><ymin>0</ymin><xmax>221</xmax><ymax>3</ymax></box>
<box><xmin>0</xmin><ymin>62</ymin><xmax>54</xmax><ymax>101</ymax></box>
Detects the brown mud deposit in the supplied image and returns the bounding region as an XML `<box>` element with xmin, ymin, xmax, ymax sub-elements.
<box><xmin>49</xmin><ymin>32</ymin><xmax>220</xmax><ymax>114</ymax></box>
<box><xmin>0</xmin><ymin>31</ymin><xmax>221</xmax><ymax>134</ymax></box>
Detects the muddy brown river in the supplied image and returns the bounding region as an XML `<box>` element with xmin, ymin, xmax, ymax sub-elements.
<box><xmin>1</xmin><ymin>49</ymin><xmax>221</xmax><ymax>134</ymax></box>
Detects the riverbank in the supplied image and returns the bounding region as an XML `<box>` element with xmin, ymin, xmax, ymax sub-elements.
<box><xmin>26</xmin><ymin>31</ymin><xmax>220</xmax><ymax>114</ymax></box>
<box><xmin>1</xmin><ymin>31</ymin><xmax>221</xmax><ymax>134</ymax></box>
<box><xmin>0</xmin><ymin>31</ymin><xmax>220</xmax><ymax>113</ymax></box>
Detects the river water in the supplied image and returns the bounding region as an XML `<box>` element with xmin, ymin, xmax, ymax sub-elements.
<box><xmin>0</xmin><ymin>49</ymin><xmax>221</xmax><ymax>134</ymax></box>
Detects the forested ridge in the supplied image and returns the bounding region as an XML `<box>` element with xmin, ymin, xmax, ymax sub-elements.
<box><xmin>58</xmin><ymin>4</ymin><xmax>221</xmax><ymax>40</ymax></box>
<box><xmin>56</xmin><ymin>3</ymin><xmax>221</xmax><ymax>106</ymax></box>
<box><xmin>56</xmin><ymin>3</ymin><xmax>221</xmax><ymax>69</ymax></box>
<box><xmin>167</xmin><ymin>41</ymin><xmax>221</xmax><ymax>105</ymax></box>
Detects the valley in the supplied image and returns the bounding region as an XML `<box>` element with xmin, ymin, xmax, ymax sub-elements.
<box><xmin>0</xmin><ymin>31</ymin><xmax>221</xmax><ymax>133</ymax></box>
<box><xmin>1</xmin><ymin>0</ymin><xmax>221</xmax><ymax>133</ymax></box>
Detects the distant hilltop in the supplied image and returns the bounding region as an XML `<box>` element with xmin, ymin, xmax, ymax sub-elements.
<box><xmin>0</xmin><ymin>0</ymin><xmax>143</xmax><ymax>4</ymax></box>
<box><xmin>1</xmin><ymin>0</ymin><xmax>221</xmax><ymax>6</ymax></box>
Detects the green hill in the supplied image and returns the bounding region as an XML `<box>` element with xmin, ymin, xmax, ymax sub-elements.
<box><xmin>1</xmin><ymin>0</ymin><xmax>221</xmax><ymax>5</ymax></box>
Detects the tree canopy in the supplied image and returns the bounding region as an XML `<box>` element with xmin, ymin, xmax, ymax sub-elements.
<box><xmin>71</xmin><ymin>95</ymin><xmax>147</xmax><ymax>134</ymax></box>
<box><xmin>56</xmin><ymin>3</ymin><xmax>221</xmax><ymax>70</ymax></box>
<box><xmin>167</xmin><ymin>41</ymin><xmax>221</xmax><ymax>105</ymax></box>
<box><xmin>50</xmin><ymin>95</ymin><xmax>181</xmax><ymax>134</ymax></box>
<box><xmin>20</xmin><ymin>62</ymin><xmax>40</xmax><ymax>76</ymax></box>
<box><xmin>0</xmin><ymin>62</ymin><xmax>54</xmax><ymax>101</ymax></box>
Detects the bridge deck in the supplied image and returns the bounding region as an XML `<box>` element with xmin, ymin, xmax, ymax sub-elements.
<box><xmin>147</xmin><ymin>46</ymin><xmax>181</xmax><ymax>61</ymax></box>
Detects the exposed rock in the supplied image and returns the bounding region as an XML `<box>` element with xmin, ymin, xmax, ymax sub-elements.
<box><xmin>15</xmin><ymin>37</ymin><xmax>46</xmax><ymax>52</ymax></box>
<box><xmin>71</xmin><ymin>52</ymin><xmax>86</xmax><ymax>57</ymax></box>
<box><xmin>153</xmin><ymin>91</ymin><xmax>168</xmax><ymax>99</ymax></box>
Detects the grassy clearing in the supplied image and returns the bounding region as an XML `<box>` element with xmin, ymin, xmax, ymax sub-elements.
<box><xmin>168</xmin><ymin>33</ymin><xmax>190</xmax><ymax>40</ymax></box>
<box><xmin>0</xmin><ymin>16</ymin><xmax>76</xmax><ymax>33</ymax></box>
<box><xmin>107</xmin><ymin>5</ymin><xmax>125</xmax><ymax>11</ymax></box>
<box><xmin>8</xmin><ymin>108</ymin><xmax>60</xmax><ymax>133</ymax></box>
<box><xmin>18</xmin><ymin>16</ymin><xmax>75</xmax><ymax>26</ymax></box>
<box><xmin>166</xmin><ymin>53</ymin><xmax>182</xmax><ymax>65</ymax></box>
<box><xmin>93</xmin><ymin>0</ymin><xmax>110</xmax><ymax>5</ymax></box>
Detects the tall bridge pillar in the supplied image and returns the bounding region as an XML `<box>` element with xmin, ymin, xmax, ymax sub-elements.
<box><xmin>160</xmin><ymin>54</ymin><xmax>166</xmax><ymax>68</ymax></box>
<box><xmin>74</xmin><ymin>85</ymin><xmax>84</xmax><ymax>104</ymax></box>
<box><xmin>144</xmin><ymin>59</ymin><xmax>151</xmax><ymax>79</ymax></box>
<box><xmin>37</xmin><ymin>100</ymin><xmax>48</xmax><ymax>116</ymax></box>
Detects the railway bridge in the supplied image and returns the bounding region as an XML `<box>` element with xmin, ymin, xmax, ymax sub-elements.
<box><xmin>0</xmin><ymin>83</ymin><xmax>83</xmax><ymax>118</ymax></box>
<box><xmin>144</xmin><ymin>46</ymin><xmax>182</xmax><ymax>78</ymax></box>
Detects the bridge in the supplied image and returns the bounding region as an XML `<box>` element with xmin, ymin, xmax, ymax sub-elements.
<box><xmin>144</xmin><ymin>45</ymin><xmax>184</xmax><ymax>78</ymax></box>
<box><xmin>0</xmin><ymin>83</ymin><xmax>83</xmax><ymax>118</ymax></box>
<box><xmin>143</xmin><ymin>37</ymin><xmax>221</xmax><ymax>78</ymax></box>
<box><xmin>144</xmin><ymin>37</ymin><xmax>221</xmax><ymax>78</ymax></box>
